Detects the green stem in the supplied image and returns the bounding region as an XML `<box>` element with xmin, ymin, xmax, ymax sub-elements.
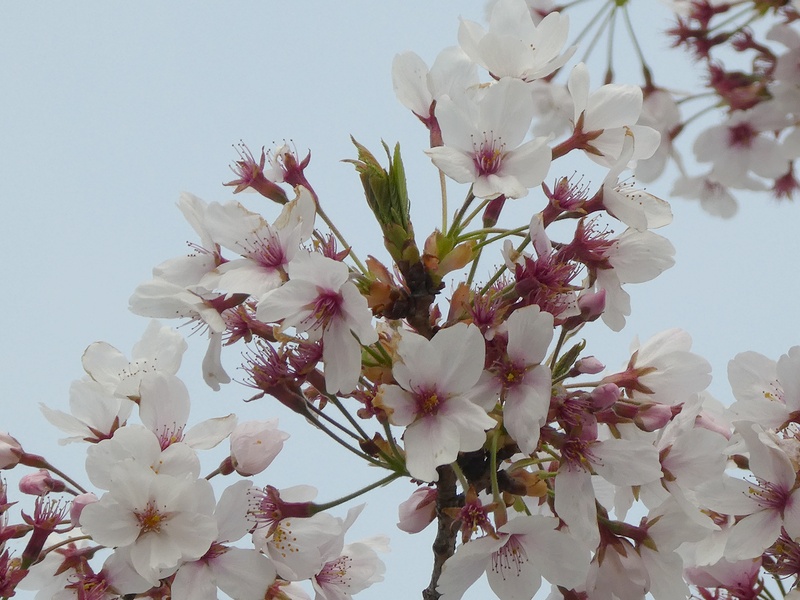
<box><xmin>304</xmin><ymin>407</ymin><xmax>385</xmax><ymax>467</ymax></box>
<box><xmin>707</xmin><ymin>5</ymin><xmax>754</xmax><ymax>33</ymax></box>
<box><xmin>311</xmin><ymin>472</ymin><xmax>403</xmax><ymax>513</ymax></box>
<box><xmin>549</xmin><ymin>326</ymin><xmax>569</xmax><ymax>371</ymax></box>
<box><xmin>468</xmin><ymin>225</ymin><xmax>529</xmax><ymax>250</ymax></box>
<box><xmin>448</xmin><ymin>190</ymin><xmax>476</xmax><ymax>236</ymax></box>
<box><xmin>326</xmin><ymin>394</ymin><xmax>372</xmax><ymax>442</ymax></box>
<box><xmin>773</xmin><ymin>571</ymin><xmax>787</xmax><ymax>597</ymax></box>
<box><xmin>382</xmin><ymin>420</ymin><xmax>405</xmax><ymax>464</ymax></box>
<box><xmin>570</xmin><ymin>1</ymin><xmax>613</xmax><ymax>50</ymax></box>
<box><xmin>578</xmin><ymin>2</ymin><xmax>615</xmax><ymax>64</ymax></box>
<box><xmin>605</xmin><ymin>4</ymin><xmax>617</xmax><ymax>83</ymax></box>
<box><xmin>465</xmin><ymin>236</ymin><xmax>486</xmax><ymax>288</ymax></box>
<box><xmin>456</xmin><ymin>198</ymin><xmax>492</xmax><ymax>233</ymax></box>
<box><xmin>314</xmin><ymin>202</ymin><xmax>368</xmax><ymax>275</ymax></box>
<box><xmin>439</xmin><ymin>169</ymin><xmax>448</xmax><ymax>233</ymax></box>
<box><xmin>488</xmin><ymin>428</ymin><xmax>507</xmax><ymax>526</ymax></box>
<box><xmin>305</xmin><ymin>399</ymin><xmax>363</xmax><ymax>442</ymax></box>
<box><xmin>621</xmin><ymin>5</ymin><xmax>653</xmax><ymax>87</ymax></box>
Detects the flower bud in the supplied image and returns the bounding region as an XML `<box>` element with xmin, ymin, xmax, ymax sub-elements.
<box><xmin>575</xmin><ymin>356</ymin><xmax>604</xmax><ymax>375</ymax></box>
<box><xmin>230</xmin><ymin>419</ymin><xmax>290</xmax><ymax>476</ymax></box>
<box><xmin>70</xmin><ymin>492</ymin><xmax>98</xmax><ymax>526</ymax></box>
<box><xmin>590</xmin><ymin>383</ymin><xmax>620</xmax><ymax>410</ymax></box>
<box><xmin>577</xmin><ymin>289</ymin><xmax>606</xmax><ymax>321</ymax></box>
<box><xmin>397</xmin><ymin>487</ymin><xmax>437</xmax><ymax>534</ymax></box>
<box><xmin>635</xmin><ymin>403</ymin><xmax>675</xmax><ymax>432</ymax></box>
<box><xmin>19</xmin><ymin>470</ymin><xmax>65</xmax><ymax>496</ymax></box>
<box><xmin>0</xmin><ymin>432</ymin><xmax>22</xmax><ymax>470</ymax></box>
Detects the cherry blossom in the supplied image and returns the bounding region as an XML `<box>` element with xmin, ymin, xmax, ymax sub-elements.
<box><xmin>728</xmin><ymin>346</ymin><xmax>800</xmax><ymax>429</ymax></box>
<box><xmin>471</xmin><ymin>304</ymin><xmax>554</xmax><ymax>454</ymax></box>
<box><xmin>693</xmin><ymin>102</ymin><xmax>791</xmax><ymax>188</ymax></box>
<box><xmin>458</xmin><ymin>0</ymin><xmax>574</xmax><ymax>82</ymax></box>
<box><xmin>425</xmin><ymin>77</ymin><xmax>552</xmax><ymax>199</ymax></box>
<box><xmin>170</xmin><ymin>481</ymin><xmax>277</xmax><ymax>600</ymax></box>
<box><xmin>700</xmin><ymin>421</ymin><xmax>800</xmax><ymax>560</ymax></box>
<box><xmin>81</xmin><ymin>319</ymin><xmax>187</xmax><ymax>400</ymax></box>
<box><xmin>257</xmin><ymin>251</ymin><xmax>378</xmax><ymax>394</ymax></box>
<box><xmin>199</xmin><ymin>187</ymin><xmax>315</xmax><ymax>299</ymax></box>
<box><xmin>79</xmin><ymin>461</ymin><xmax>218</xmax><ymax>585</ymax></box>
<box><xmin>39</xmin><ymin>379</ymin><xmax>134</xmax><ymax>444</ymax></box>
<box><xmin>229</xmin><ymin>419</ymin><xmax>289</xmax><ymax>476</ymax></box>
<box><xmin>567</xmin><ymin>62</ymin><xmax>661</xmax><ymax>168</ymax></box>
<box><xmin>377</xmin><ymin>324</ymin><xmax>496</xmax><ymax>482</ymax></box>
<box><xmin>437</xmin><ymin>515</ymin><xmax>589</xmax><ymax>600</ymax></box>
<box><xmin>392</xmin><ymin>46</ymin><xmax>478</xmax><ymax>123</ymax></box>
<box><xmin>312</xmin><ymin>536</ymin><xmax>388</xmax><ymax>600</ymax></box>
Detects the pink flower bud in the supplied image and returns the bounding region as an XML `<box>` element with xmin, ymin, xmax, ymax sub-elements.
<box><xmin>230</xmin><ymin>419</ymin><xmax>290</xmax><ymax>476</ymax></box>
<box><xmin>635</xmin><ymin>403</ymin><xmax>675</xmax><ymax>432</ymax></box>
<box><xmin>19</xmin><ymin>469</ymin><xmax>66</xmax><ymax>495</ymax></box>
<box><xmin>0</xmin><ymin>432</ymin><xmax>22</xmax><ymax>469</ymax></box>
<box><xmin>577</xmin><ymin>289</ymin><xmax>605</xmax><ymax>321</ymax></box>
<box><xmin>397</xmin><ymin>487</ymin><xmax>437</xmax><ymax>533</ymax></box>
<box><xmin>590</xmin><ymin>383</ymin><xmax>620</xmax><ymax>410</ymax></box>
<box><xmin>576</xmin><ymin>356</ymin><xmax>605</xmax><ymax>375</ymax></box>
<box><xmin>70</xmin><ymin>492</ymin><xmax>98</xmax><ymax>526</ymax></box>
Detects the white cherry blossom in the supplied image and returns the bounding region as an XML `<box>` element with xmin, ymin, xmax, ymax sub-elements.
<box><xmin>80</xmin><ymin>462</ymin><xmax>218</xmax><ymax>585</ymax></box>
<box><xmin>256</xmin><ymin>251</ymin><xmax>378</xmax><ymax>394</ymax></box>
<box><xmin>392</xmin><ymin>46</ymin><xmax>478</xmax><ymax>121</ymax></box>
<box><xmin>425</xmin><ymin>77</ymin><xmax>552</xmax><ymax>199</ymax></box>
<box><xmin>378</xmin><ymin>323</ymin><xmax>496</xmax><ymax>482</ymax></box>
<box><xmin>81</xmin><ymin>320</ymin><xmax>187</xmax><ymax>399</ymax></box>
<box><xmin>568</xmin><ymin>62</ymin><xmax>661</xmax><ymax>167</ymax></box>
<box><xmin>437</xmin><ymin>515</ymin><xmax>589</xmax><ymax>600</ymax></box>
<box><xmin>458</xmin><ymin>1</ymin><xmax>574</xmax><ymax>82</ymax></box>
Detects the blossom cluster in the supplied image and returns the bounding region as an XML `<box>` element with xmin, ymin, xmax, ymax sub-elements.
<box><xmin>1</xmin><ymin>1</ymin><xmax>799</xmax><ymax>600</ymax></box>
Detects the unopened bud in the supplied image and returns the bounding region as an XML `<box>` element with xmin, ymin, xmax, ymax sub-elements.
<box><xmin>590</xmin><ymin>383</ymin><xmax>620</xmax><ymax>410</ymax></box>
<box><xmin>230</xmin><ymin>419</ymin><xmax>290</xmax><ymax>476</ymax></box>
<box><xmin>70</xmin><ymin>493</ymin><xmax>98</xmax><ymax>526</ymax></box>
<box><xmin>0</xmin><ymin>432</ymin><xmax>22</xmax><ymax>470</ymax></box>
<box><xmin>19</xmin><ymin>470</ymin><xmax>66</xmax><ymax>496</ymax></box>
<box><xmin>397</xmin><ymin>487</ymin><xmax>437</xmax><ymax>534</ymax></box>
<box><xmin>635</xmin><ymin>403</ymin><xmax>675</xmax><ymax>432</ymax></box>
<box><xmin>577</xmin><ymin>289</ymin><xmax>606</xmax><ymax>321</ymax></box>
<box><xmin>482</xmin><ymin>195</ymin><xmax>507</xmax><ymax>228</ymax></box>
<box><xmin>575</xmin><ymin>356</ymin><xmax>604</xmax><ymax>375</ymax></box>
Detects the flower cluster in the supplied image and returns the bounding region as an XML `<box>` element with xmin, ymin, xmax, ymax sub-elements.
<box><xmin>1</xmin><ymin>1</ymin><xmax>799</xmax><ymax>599</ymax></box>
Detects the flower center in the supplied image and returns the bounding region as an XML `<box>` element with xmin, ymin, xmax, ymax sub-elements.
<box><xmin>728</xmin><ymin>122</ymin><xmax>756</xmax><ymax>148</ymax></box>
<box><xmin>473</xmin><ymin>133</ymin><xmax>505</xmax><ymax>175</ymax></box>
<box><xmin>135</xmin><ymin>501</ymin><xmax>166</xmax><ymax>533</ymax></box>
<box><xmin>317</xmin><ymin>555</ymin><xmax>353</xmax><ymax>586</ymax></box>
<box><xmin>416</xmin><ymin>389</ymin><xmax>443</xmax><ymax>416</ymax></box>
<box><xmin>490</xmin><ymin>535</ymin><xmax>528</xmax><ymax>578</ymax></box>
<box><xmin>748</xmin><ymin>478</ymin><xmax>789</xmax><ymax>511</ymax></box>
<box><xmin>305</xmin><ymin>290</ymin><xmax>343</xmax><ymax>332</ymax></box>
<box><xmin>253</xmin><ymin>229</ymin><xmax>288</xmax><ymax>270</ymax></box>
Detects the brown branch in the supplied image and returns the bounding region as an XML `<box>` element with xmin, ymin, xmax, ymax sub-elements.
<box><xmin>422</xmin><ymin>465</ymin><xmax>462</xmax><ymax>600</ymax></box>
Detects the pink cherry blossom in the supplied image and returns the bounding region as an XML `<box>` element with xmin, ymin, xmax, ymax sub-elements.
<box><xmin>397</xmin><ymin>487</ymin><xmax>437</xmax><ymax>533</ymax></box>
<box><xmin>256</xmin><ymin>251</ymin><xmax>378</xmax><ymax>394</ymax></box>
<box><xmin>378</xmin><ymin>323</ymin><xmax>496</xmax><ymax>482</ymax></box>
<box><xmin>471</xmin><ymin>304</ymin><xmax>554</xmax><ymax>454</ymax></box>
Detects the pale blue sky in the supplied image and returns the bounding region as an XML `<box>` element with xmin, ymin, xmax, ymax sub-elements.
<box><xmin>2</xmin><ymin>2</ymin><xmax>799</xmax><ymax>599</ymax></box>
